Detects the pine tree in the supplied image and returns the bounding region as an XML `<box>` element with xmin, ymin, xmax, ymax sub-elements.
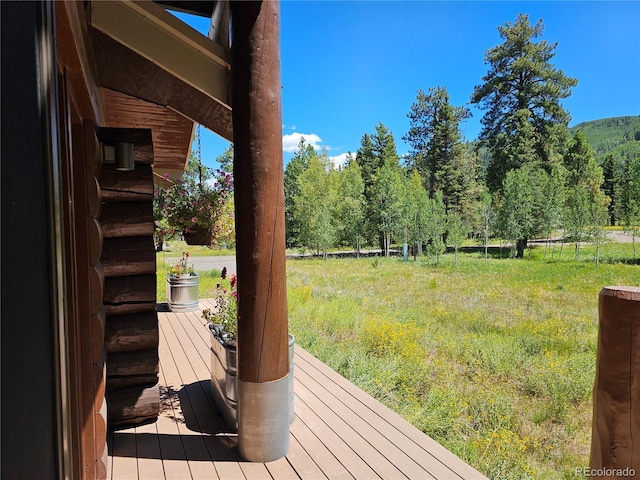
<box><xmin>563</xmin><ymin>131</ymin><xmax>610</xmax><ymax>262</ymax></box>
<box><xmin>601</xmin><ymin>154</ymin><xmax>617</xmax><ymax>224</ymax></box>
<box><xmin>404</xmin><ymin>87</ymin><xmax>472</xmax><ymax>204</ymax></box>
<box><xmin>616</xmin><ymin>156</ymin><xmax>640</xmax><ymax>258</ymax></box>
<box><xmin>356</xmin><ymin>122</ymin><xmax>401</xmax><ymax>249</ymax></box>
<box><xmin>472</xmin><ymin>14</ymin><xmax>577</xmax><ymax>180</ymax></box>
<box><xmin>284</xmin><ymin>138</ymin><xmax>316</xmax><ymax>247</ymax></box>
<box><xmin>471</xmin><ymin>14</ymin><xmax>577</xmax><ymax>256</ymax></box>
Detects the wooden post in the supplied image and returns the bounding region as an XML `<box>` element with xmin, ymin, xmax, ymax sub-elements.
<box><xmin>590</xmin><ymin>286</ymin><xmax>640</xmax><ymax>478</ymax></box>
<box><xmin>230</xmin><ymin>0</ymin><xmax>290</xmax><ymax>462</ymax></box>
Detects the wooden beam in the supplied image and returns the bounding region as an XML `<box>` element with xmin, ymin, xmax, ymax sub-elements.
<box><xmin>90</xmin><ymin>0</ymin><xmax>230</xmax><ymax>107</ymax></box>
<box><xmin>55</xmin><ymin>1</ymin><xmax>104</xmax><ymax>123</ymax></box>
<box><xmin>91</xmin><ymin>28</ymin><xmax>232</xmax><ymax>142</ymax></box>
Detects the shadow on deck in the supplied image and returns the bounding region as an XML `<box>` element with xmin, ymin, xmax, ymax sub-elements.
<box><xmin>107</xmin><ymin>299</ymin><xmax>487</xmax><ymax>479</ymax></box>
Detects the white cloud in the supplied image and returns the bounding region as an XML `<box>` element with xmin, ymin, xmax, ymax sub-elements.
<box><xmin>282</xmin><ymin>132</ymin><xmax>323</xmax><ymax>153</ymax></box>
<box><xmin>328</xmin><ymin>153</ymin><xmax>351</xmax><ymax>169</ymax></box>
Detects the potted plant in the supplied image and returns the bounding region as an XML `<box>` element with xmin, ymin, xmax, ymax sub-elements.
<box><xmin>203</xmin><ymin>268</ymin><xmax>295</xmax><ymax>430</ymax></box>
<box><xmin>154</xmin><ymin>156</ymin><xmax>233</xmax><ymax>246</ymax></box>
<box><xmin>166</xmin><ymin>251</ymin><xmax>199</xmax><ymax>312</ymax></box>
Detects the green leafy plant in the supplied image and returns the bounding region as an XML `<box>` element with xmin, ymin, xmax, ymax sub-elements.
<box><xmin>202</xmin><ymin>267</ymin><xmax>238</xmax><ymax>346</ymax></box>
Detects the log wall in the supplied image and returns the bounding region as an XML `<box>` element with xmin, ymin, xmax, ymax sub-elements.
<box><xmin>98</xmin><ymin>131</ymin><xmax>160</xmax><ymax>428</ymax></box>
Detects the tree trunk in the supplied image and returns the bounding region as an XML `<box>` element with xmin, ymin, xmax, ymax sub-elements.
<box><xmin>516</xmin><ymin>237</ymin><xmax>527</xmax><ymax>258</ymax></box>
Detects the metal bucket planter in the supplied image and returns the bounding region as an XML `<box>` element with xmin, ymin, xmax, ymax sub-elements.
<box><xmin>166</xmin><ymin>274</ymin><xmax>199</xmax><ymax>312</ymax></box>
<box><xmin>209</xmin><ymin>327</ymin><xmax>295</xmax><ymax>431</ymax></box>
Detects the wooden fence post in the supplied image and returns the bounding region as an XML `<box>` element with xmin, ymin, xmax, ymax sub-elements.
<box><xmin>590</xmin><ymin>286</ymin><xmax>640</xmax><ymax>478</ymax></box>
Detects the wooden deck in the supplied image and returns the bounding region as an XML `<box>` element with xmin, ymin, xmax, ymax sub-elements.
<box><xmin>107</xmin><ymin>299</ymin><xmax>488</xmax><ymax>479</ymax></box>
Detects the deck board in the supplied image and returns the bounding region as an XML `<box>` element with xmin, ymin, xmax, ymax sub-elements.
<box><xmin>108</xmin><ymin>300</ymin><xmax>488</xmax><ymax>479</ymax></box>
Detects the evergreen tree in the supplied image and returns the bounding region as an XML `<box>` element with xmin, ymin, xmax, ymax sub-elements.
<box><xmin>284</xmin><ymin>138</ymin><xmax>316</xmax><ymax>247</ymax></box>
<box><xmin>616</xmin><ymin>156</ymin><xmax>640</xmax><ymax>258</ymax></box>
<box><xmin>563</xmin><ymin>131</ymin><xmax>610</xmax><ymax>261</ymax></box>
<box><xmin>356</xmin><ymin>122</ymin><xmax>401</xmax><ymax>248</ymax></box>
<box><xmin>472</xmin><ymin>14</ymin><xmax>577</xmax><ymax>184</ymax></box>
<box><xmin>454</xmin><ymin>143</ymin><xmax>486</xmax><ymax>236</ymax></box>
<box><xmin>471</xmin><ymin>14</ymin><xmax>577</xmax><ymax>256</ymax></box>
<box><xmin>601</xmin><ymin>154</ymin><xmax>617</xmax><ymax>224</ymax></box>
<box><xmin>404</xmin><ymin>86</ymin><xmax>473</xmax><ymax>205</ymax></box>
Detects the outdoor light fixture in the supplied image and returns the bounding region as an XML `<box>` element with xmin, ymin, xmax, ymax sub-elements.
<box><xmin>115</xmin><ymin>142</ymin><xmax>135</xmax><ymax>171</ymax></box>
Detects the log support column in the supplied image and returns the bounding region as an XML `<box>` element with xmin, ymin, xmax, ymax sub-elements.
<box><xmin>230</xmin><ymin>0</ymin><xmax>290</xmax><ymax>462</ymax></box>
<box><xmin>590</xmin><ymin>286</ymin><xmax>640</xmax><ymax>478</ymax></box>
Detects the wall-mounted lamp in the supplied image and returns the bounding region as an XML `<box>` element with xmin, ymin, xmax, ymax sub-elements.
<box><xmin>115</xmin><ymin>142</ymin><xmax>135</xmax><ymax>171</ymax></box>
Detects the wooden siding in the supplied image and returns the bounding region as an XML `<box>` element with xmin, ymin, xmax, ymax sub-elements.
<box><xmin>107</xmin><ymin>299</ymin><xmax>488</xmax><ymax>479</ymax></box>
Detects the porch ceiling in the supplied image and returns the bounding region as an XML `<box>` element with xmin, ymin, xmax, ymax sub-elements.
<box><xmin>89</xmin><ymin>0</ymin><xmax>232</xmax><ymax>172</ymax></box>
<box><xmin>102</xmin><ymin>88</ymin><xmax>194</xmax><ymax>175</ymax></box>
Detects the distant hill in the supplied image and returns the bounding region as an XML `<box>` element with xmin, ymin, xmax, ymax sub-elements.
<box><xmin>571</xmin><ymin>115</ymin><xmax>640</xmax><ymax>164</ymax></box>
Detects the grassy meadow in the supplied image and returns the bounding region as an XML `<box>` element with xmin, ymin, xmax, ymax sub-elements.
<box><xmin>157</xmin><ymin>241</ymin><xmax>638</xmax><ymax>478</ymax></box>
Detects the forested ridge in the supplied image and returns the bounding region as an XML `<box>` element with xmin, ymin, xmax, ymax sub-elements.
<box><xmin>283</xmin><ymin>16</ymin><xmax>639</xmax><ymax>261</ymax></box>
<box><xmin>572</xmin><ymin>115</ymin><xmax>640</xmax><ymax>162</ymax></box>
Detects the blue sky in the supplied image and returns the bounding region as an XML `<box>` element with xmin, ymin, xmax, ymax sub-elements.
<box><xmin>176</xmin><ymin>1</ymin><xmax>640</xmax><ymax>169</ymax></box>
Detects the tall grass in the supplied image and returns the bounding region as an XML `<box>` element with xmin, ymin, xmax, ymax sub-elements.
<box><xmin>286</xmin><ymin>244</ymin><xmax>638</xmax><ymax>479</ymax></box>
<box><xmin>154</xmin><ymin>241</ymin><xmax>637</xmax><ymax>477</ymax></box>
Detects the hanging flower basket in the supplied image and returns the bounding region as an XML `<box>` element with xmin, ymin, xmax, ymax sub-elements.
<box><xmin>183</xmin><ymin>225</ymin><xmax>212</xmax><ymax>245</ymax></box>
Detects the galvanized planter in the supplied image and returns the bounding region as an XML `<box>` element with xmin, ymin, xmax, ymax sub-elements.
<box><xmin>209</xmin><ymin>326</ymin><xmax>295</xmax><ymax>431</ymax></box>
<box><xmin>166</xmin><ymin>274</ymin><xmax>199</xmax><ymax>312</ymax></box>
